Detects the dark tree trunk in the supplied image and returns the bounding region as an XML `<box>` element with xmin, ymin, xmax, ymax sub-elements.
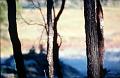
<box><xmin>53</xmin><ymin>18</ymin><xmax>63</xmax><ymax>78</ymax></box>
<box><xmin>96</xmin><ymin>0</ymin><xmax>104</xmax><ymax>77</ymax></box>
<box><xmin>6</xmin><ymin>0</ymin><xmax>26</xmax><ymax>78</ymax></box>
<box><xmin>47</xmin><ymin>0</ymin><xmax>54</xmax><ymax>78</ymax></box>
<box><xmin>84</xmin><ymin>0</ymin><xmax>100</xmax><ymax>78</ymax></box>
<box><xmin>53</xmin><ymin>0</ymin><xmax>65</xmax><ymax>78</ymax></box>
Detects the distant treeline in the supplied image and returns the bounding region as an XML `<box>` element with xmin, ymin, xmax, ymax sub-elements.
<box><xmin>21</xmin><ymin>0</ymin><xmax>120</xmax><ymax>8</ymax></box>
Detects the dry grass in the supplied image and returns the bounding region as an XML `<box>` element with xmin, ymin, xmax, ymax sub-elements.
<box><xmin>1</xmin><ymin>7</ymin><xmax>120</xmax><ymax>57</ymax></box>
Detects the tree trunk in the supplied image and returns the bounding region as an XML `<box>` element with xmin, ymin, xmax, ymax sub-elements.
<box><xmin>6</xmin><ymin>0</ymin><xmax>26</xmax><ymax>78</ymax></box>
<box><xmin>96</xmin><ymin>0</ymin><xmax>104</xmax><ymax>77</ymax></box>
<box><xmin>53</xmin><ymin>19</ymin><xmax>63</xmax><ymax>78</ymax></box>
<box><xmin>47</xmin><ymin>0</ymin><xmax>54</xmax><ymax>78</ymax></box>
<box><xmin>84</xmin><ymin>0</ymin><xmax>100</xmax><ymax>78</ymax></box>
<box><xmin>53</xmin><ymin>0</ymin><xmax>65</xmax><ymax>78</ymax></box>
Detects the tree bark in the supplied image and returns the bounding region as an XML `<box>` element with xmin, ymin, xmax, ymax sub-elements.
<box><xmin>84</xmin><ymin>0</ymin><xmax>100</xmax><ymax>78</ymax></box>
<box><xmin>53</xmin><ymin>0</ymin><xmax>65</xmax><ymax>78</ymax></box>
<box><xmin>6</xmin><ymin>0</ymin><xmax>26</xmax><ymax>78</ymax></box>
<box><xmin>47</xmin><ymin>0</ymin><xmax>54</xmax><ymax>78</ymax></box>
<box><xmin>96</xmin><ymin>0</ymin><xmax>104</xmax><ymax>77</ymax></box>
<box><xmin>53</xmin><ymin>22</ymin><xmax>62</xmax><ymax>78</ymax></box>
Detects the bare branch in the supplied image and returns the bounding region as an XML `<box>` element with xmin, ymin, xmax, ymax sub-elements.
<box><xmin>31</xmin><ymin>0</ymin><xmax>46</xmax><ymax>25</ymax></box>
<box><xmin>54</xmin><ymin>0</ymin><xmax>65</xmax><ymax>22</ymax></box>
<box><xmin>52</xmin><ymin>1</ymin><xmax>56</xmax><ymax>20</ymax></box>
<box><xmin>39</xmin><ymin>28</ymin><xmax>45</xmax><ymax>45</ymax></box>
<box><xmin>37</xmin><ymin>1</ymin><xmax>47</xmax><ymax>26</ymax></box>
<box><xmin>20</xmin><ymin>14</ymin><xmax>45</xmax><ymax>26</ymax></box>
<box><xmin>31</xmin><ymin>0</ymin><xmax>48</xmax><ymax>35</ymax></box>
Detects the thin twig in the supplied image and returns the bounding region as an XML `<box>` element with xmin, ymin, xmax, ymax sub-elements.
<box><xmin>31</xmin><ymin>0</ymin><xmax>48</xmax><ymax>35</ymax></box>
<box><xmin>39</xmin><ymin>28</ymin><xmax>45</xmax><ymax>45</ymax></box>
<box><xmin>20</xmin><ymin>14</ymin><xmax>45</xmax><ymax>26</ymax></box>
<box><xmin>52</xmin><ymin>2</ymin><xmax>56</xmax><ymax>20</ymax></box>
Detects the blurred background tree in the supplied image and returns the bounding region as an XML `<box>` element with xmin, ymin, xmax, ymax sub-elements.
<box><xmin>0</xmin><ymin>0</ymin><xmax>8</xmax><ymax>40</ymax></box>
<box><xmin>0</xmin><ymin>1</ymin><xmax>6</xmax><ymax>24</ymax></box>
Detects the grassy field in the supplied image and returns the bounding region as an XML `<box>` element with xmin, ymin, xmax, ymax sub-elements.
<box><xmin>1</xmin><ymin>7</ymin><xmax>120</xmax><ymax>57</ymax></box>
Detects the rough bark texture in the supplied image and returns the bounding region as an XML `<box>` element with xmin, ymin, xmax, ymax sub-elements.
<box><xmin>47</xmin><ymin>0</ymin><xmax>54</xmax><ymax>78</ymax></box>
<box><xmin>96</xmin><ymin>0</ymin><xmax>104</xmax><ymax>77</ymax></box>
<box><xmin>84</xmin><ymin>0</ymin><xmax>100</xmax><ymax>78</ymax></box>
<box><xmin>6</xmin><ymin>0</ymin><xmax>26</xmax><ymax>78</ymax></box>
